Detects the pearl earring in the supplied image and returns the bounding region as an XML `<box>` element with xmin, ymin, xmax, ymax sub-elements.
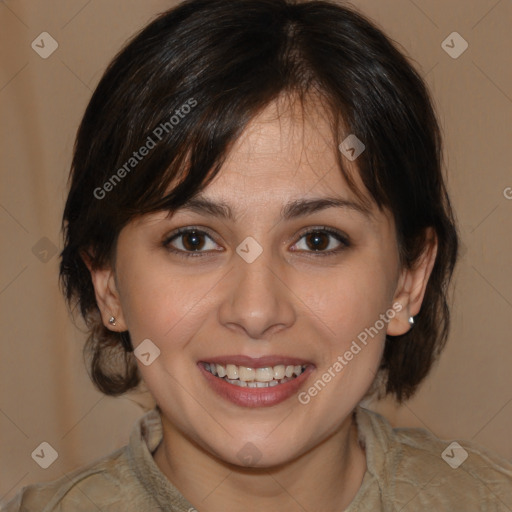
<box><xmin>408</xmin><ymin>316</ymin><xmax>414</xmax><ymax>325</ymax></box>
<box><xmin>109</xmin><ymin>316</ymin><xmax>116</xmax><ymax>326</ymax></box>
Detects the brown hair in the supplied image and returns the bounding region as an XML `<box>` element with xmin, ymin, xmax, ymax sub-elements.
<box><xmin>60</xmin><ymin>0</ymin><xmax>459</xmax><ymax>403</ymax></box>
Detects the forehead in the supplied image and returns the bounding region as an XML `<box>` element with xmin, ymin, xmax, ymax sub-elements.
<box><xmin>223</xmin><ymin>96</ymin><xmax>341</xmax><ymax>181</ymax></box>
<box><xmin>138</xmin><ymin>95</ymin><xmax>396</xmax><ymax>238</ymax></box>
<box><xmin>196</xmin><ymin>96</ymin><xmax>378</xmax><ymax>222</ymax></box>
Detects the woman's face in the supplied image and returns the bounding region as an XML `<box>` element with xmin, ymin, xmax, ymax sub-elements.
<box><xmin>95</xmin><ymin>98</ymin><xmax>420</xmax><ymax>467</ymax></box>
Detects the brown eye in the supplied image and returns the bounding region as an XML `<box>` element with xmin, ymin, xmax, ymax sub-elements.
<box><xmin>292</xmin><ymin>227</ymin><xmax>350</xmax><ymax>256</ymax></box>
<box><xmin>304</xmin><ymin>231</ymin><xmax>330</xmax><ymax>251</ymax></box>
<box><xmin>163</xmin><ymin>227</ymin><xmax>221</xmax><ymax>257</ymax></box>
<box><xmin>181</xmin><ymin>230</ymin><xmax>206</xmax><ymax>251</ymax></box>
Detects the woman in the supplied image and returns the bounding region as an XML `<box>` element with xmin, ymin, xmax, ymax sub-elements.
<box><xmin>4</xmin><ymin>0</ymin><xmax>512</xmax><ymax>510</ymax></box>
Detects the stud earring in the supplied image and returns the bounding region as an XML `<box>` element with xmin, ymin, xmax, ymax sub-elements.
<box><xmin>108</xmin><ymin>316</ymin><xmax>116</xmax><ymax>326</ymax></box>
<box><xmin>408</xmin><ymin>316</ymin><xmax>414</xmax><ymax>325</ymax></box>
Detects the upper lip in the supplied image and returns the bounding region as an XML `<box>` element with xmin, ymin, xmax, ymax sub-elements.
<box><xmin>200</xmin><ymin>355</ymin><xmax>313</xmax><ymax>368</ymax></box>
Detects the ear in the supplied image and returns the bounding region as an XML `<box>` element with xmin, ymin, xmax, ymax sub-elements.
<box><xmin>386</xmin><ymin>228</ymin><xmax>438</xmax><ymax>336</ymax></box>
<box><xmin>81</xmin><ymin>250</ymin><xmax>127</xmax><ymax>331</ymax></box>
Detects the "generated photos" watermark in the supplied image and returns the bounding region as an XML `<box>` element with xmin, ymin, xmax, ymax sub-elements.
<box><xmin>93</xmin><ymin>98</ymin><xmax>197</xmax><ymax>200</ymax></box>
<box><xmin>298</xmin><ymin>302</ymin><xmax>403</xmax><ymax>404</ymax></box>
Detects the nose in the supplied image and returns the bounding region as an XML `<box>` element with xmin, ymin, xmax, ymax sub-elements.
<box><xmin>217</xmin><ymin>247</ymin><xmax>296</xmax><ymax>339</ymax></box>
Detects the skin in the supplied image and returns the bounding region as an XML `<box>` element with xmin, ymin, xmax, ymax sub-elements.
<box><xmin>87</xmin><ymin>95</ymin><xmax>437</xmax><ymax>511</ymax></box>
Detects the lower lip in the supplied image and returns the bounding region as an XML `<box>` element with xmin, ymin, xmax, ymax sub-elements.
<box><xmin>198</xmin><ymin>363</ymin><xmax>314</xmax><ymax>408</ymax></box>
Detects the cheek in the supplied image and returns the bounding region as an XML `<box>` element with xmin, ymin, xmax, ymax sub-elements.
<box><xmin>115</xmin><ymin>251</ymin><xmax>215</xmax><ymax>344</ymax></box>
<box><xmin>297</xmin><ymin>259</ymin><xmax>393</xmax><ymax>342</ymax></box>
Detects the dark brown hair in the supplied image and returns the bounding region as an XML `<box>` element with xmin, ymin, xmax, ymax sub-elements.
<box><xmin>60</xmin><ymin>0</ymin><xmax>459</xmax><ymax>403</ymax></box>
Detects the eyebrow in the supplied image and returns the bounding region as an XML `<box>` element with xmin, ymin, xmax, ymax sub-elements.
<box><xmin>176</xmin><ymin>195</ymin><xmax>374</xmax><ymax>222</ymax></box>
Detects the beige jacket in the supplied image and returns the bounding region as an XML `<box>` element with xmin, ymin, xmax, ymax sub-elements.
<box><xmin>3</xmin><ymin>405</ymin><xmax>512</xmax><ymax>511</ymax></box>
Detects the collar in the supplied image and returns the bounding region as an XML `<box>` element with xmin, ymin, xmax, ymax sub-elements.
<box><xmin>126</xmin><ymin>404</ymin><xmax>393</xmax><ymax>510</ymax></box>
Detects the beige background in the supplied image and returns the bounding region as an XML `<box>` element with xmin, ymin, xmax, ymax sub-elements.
<box><xmin>1</xmin><ymin>0</ymin><xmax>511</xmax><ymax>504</ymax></box>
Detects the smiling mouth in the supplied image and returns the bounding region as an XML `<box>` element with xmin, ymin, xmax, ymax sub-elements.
<box><xmin>203</xmin><ymin>362</ymin><xmax>307</xmax><ymax>388</ymax></box>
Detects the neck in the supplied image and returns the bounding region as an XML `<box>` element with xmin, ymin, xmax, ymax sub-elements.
<box><xmin>153</xmin><ymin>410</ymin><xmax>367</xmax><ymax>512</ymax></box>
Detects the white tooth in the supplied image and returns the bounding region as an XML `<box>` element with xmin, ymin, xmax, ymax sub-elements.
<box><xmin>247</xmin><ymin>381</ymin><xmax>258</xmax><ymax>388</ymax></box>
<box><xmin>238</xmin><ymin>379</ymin><xmax>247</xmax><ymax>387</ymax></box>
<box><xmin>226</xmin><ymin>364</ymin><xmax>239</xmax><ymax>379</ymax></box>
<box><xmin>209</xmin><ymin>362</ymin><xmax>305</xmax><ymax>382</ymax></box>
<box><xmin>269</xmin><ymin>380</ymin><xmax>279</xmax><ymax>387</ymax></box>
<box><xmin>255</xmin><ymin>367</ymin><xmax>273</xmax><ymax>382</ymax></box>
<box><xmin>256</xmin><ymin>381</ymin><xmax>267</xmax><ymax>388</ymax></box>
<box><xmin>273</xmin><ymin>365</ymin><xmax>285</xmax><ymax>380</ymax></box>
<box><xmin>238</xmin><ymin>366</ymin><xmax>255</xmax><ymax>382</ymax></box>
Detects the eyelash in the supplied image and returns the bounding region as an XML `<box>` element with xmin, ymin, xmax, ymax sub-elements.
<box><xmin>162</xmin><ymin>226</ymin><xmax>350</xmax><ymax>259</ymax></box>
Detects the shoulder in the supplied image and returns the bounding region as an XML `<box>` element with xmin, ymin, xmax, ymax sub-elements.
<box><xmin>392</xmin><ymin>423</ymin><xmax>512</xmax><ymax>509</ymax></box>
<box><xmin>0</xmin><ymin>408</ymin><xmax>168</xmax><ymax>512</ymax></box>
<box><xmin>356</xmin><ymin>406</ymin><xmax>512</xmax><ymax>510</ymax></box>
<box><xmin>1</xmin><ymin>446</ymin><xmax>148</xmax><ymax>512</ymax></box>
